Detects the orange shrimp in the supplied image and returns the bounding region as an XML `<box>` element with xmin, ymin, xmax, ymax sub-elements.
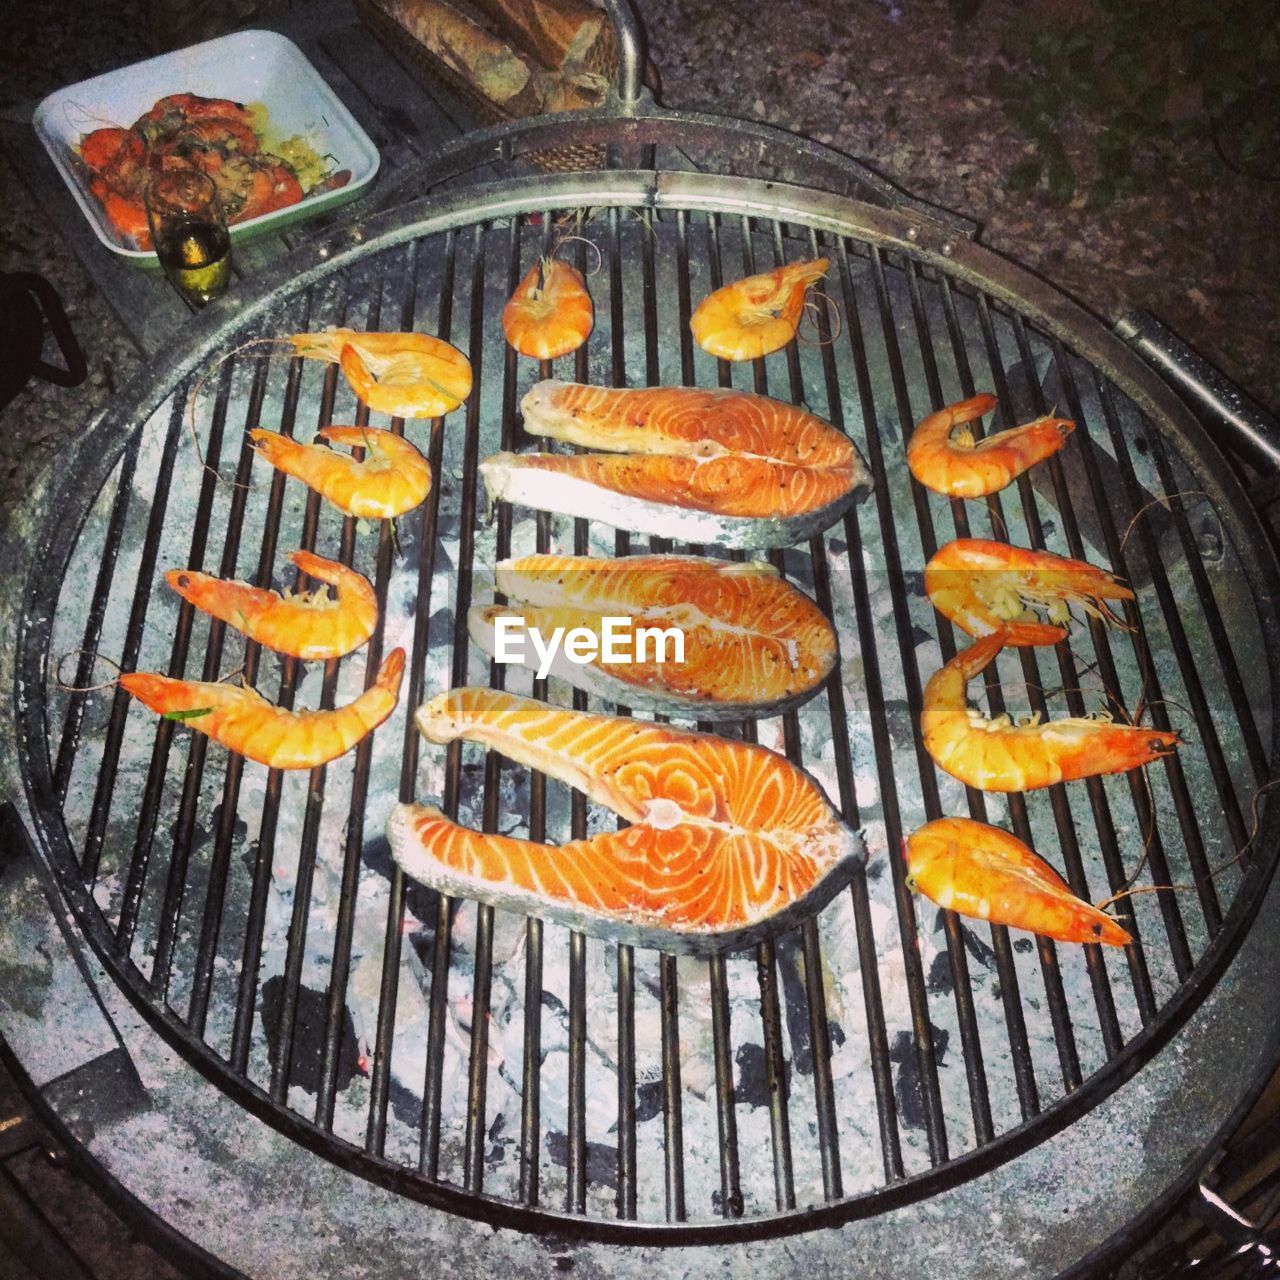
<box><xmin>249</xmin><ymin>426</ymin><xmax>432</xmax><ymax>520</ymax></box>
<box><xmin>906</xmin><ymin>817</ymin><xmax>1131</xmax><ymax>947</ymax></box>
<box><xmin>165</xmin><ymin>550</ymin><xmax>377</xmax><ymax>660</ymax></box>
<box><xmin>690</xmin><ymin>258</ymin><xmax>829</xmax><ymax>361</ymax></box>
<box><xmin>286</xmin><ymin>329</ymin><xmax>473</xmax><ymax>419</ymax></box>
<box><xmin>924</xmin><ymin>538</ymin><xmax>1134</xmax><ymax>647</ymax></box>
<box><xmin>921</xmin><ymin>631</ymin><xmax>1179</xmax><ymax>792</ymax></box>
<box><xmin>906</xmin><ymin>393</ymin><xmax>1074</xmax><ymax>498</ymax></box>
<box><xmin>120</xmin><ymin>648</ymin><xmax>404</xmax><ymax>770</ymax></box>
<box><xmin>502</xmin><ymin>258</ymin><xmax>594</xmax><ymax>360</ymax></box>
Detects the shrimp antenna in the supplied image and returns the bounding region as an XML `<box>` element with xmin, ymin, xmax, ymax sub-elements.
<box><xmin>1118</xmin><ymin>489</ymin><xmax>1210</xmax><ymax>557</ymax></box>
<box><xmin>188</xmin><ymin>336</ymin><xmax>295</xmax><ymax>488</ymax></box>
<box><xmin>551</xmin><ymin>234</ymin><xmax>604</xmax><ymax>277</ymax></box>
<box><xmin>796</xmin><ymin>288</ymin><xmax>843</xmax><ymax>347</ymax></box>
<box><xmin>1098</xmin><ymin>775</ymin><xmax>1280</xmax><ymax>913</ymax></box>
<box><xmin>53</xmin><ymin>648</ymin><xmax>124</xmax><ymax>693</ymax></box>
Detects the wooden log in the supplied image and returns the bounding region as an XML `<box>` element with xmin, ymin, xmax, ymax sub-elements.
<box><xmin>465</xmin><ymin>0</ymin><xmax>619</xmax><ymax>78</ymax></box>
<box><xmin>371</xmin><ymin>0</ymin><xmax>549</xmax><ymax>114</ymax></box>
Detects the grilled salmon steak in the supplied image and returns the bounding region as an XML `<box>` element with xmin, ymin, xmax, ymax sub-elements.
<box><xmin>469</xmin><ymin>554</ymin><xmax>838</xmax><ymax>719</ymax></box>
<box><xmin>479</xmin><ymin>380</ymin><xmax>872</xmax><ymax>549</ymax></box>
<box><xmin>388</xmin><ymin>688</ymin><xmax>863</xmax><ymax>952</ymax></box>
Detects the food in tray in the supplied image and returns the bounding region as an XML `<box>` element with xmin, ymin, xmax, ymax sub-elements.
<box><xmin>481</xmin><ymin>380</ymin><xmax>872</xmax><ymax>549</ymax></box>
<box><xmin>286</xmin><ymin>329</ymin><xmax>473</xmax><ymax>419</ymax></box>
<box><xmin>120</xmin><ymin>649</ymin><xmax>404</xmax><ymax>770</ymax></box>
<box><xmin>502</xmin><ymin>257</ymin><xmax>594</xmax><ymax>359</ymax></box>
<box><xmin>468</xmin><ymin>554</ymin><xmax>837</xmax><ymax>718</ymax></box>
<box><xmin>690</xmin><ymin>258</ymin><xmax>830</xmax><ymax>362</ymax></box>
<box><xmin>249</xmin><ymin>426</ymin><xmax>432</xmax><ymax>520</ymax></box>
<box><xmin>388</xmin><ymin>688</ymin><xmax>863</xmax><ymax>952</ymax></box>
<box><xmin>906</xmin><ymin>817</ymin><xmax>1131</xmax><ymax>947</ymax></box>
<box><xmin>77</xmin><ymin>92</ymin><xmax>351</xmax><ymax>250</ymax></box>
<box><xmin>165</xmin><ymin>551</ymin><xmax>377</xmax><ymax>661</ymax></box>
<box><xmin>906</xmin><ymin>392</ymin><xmax>1074</xmax><ymax>499</ymax></box>
<box><xmin>925</xmin><ymin>538</ymin><xmax>1134</xmax><ymax>647</ymax></box>
<box><xmin>921</xmin><ymin>630</ymin><xmax>1180</xmax><ymax>792</ymax></box>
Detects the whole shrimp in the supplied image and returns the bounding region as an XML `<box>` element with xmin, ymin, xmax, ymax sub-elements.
<box><xmin>907</xmin><ymin>393</ymin><xmax>1074</xmax><ymax>498</ymax></box>
<box><xmin>921</xmin><ymin>631</ymin><xmax>1179</xmax><ymax>792</ymax></box>
<box><xmin>287</xmin><ymin>329</ymin><xmax>473</xmax><ymax>419</ymax></box>
<box><xmin>502</xmin><ymin>258</ymin><xmax>594</xmax><ymax>360</ymax></box>
<box><xmin>925</xmin><ymin>538</ymin><xmax>1134</xmax><ymax>647</ymax></box>
<box><xmin>120</xmin><ymin>648</ymin><xmax>405</xmax><ymax>770</ymax></box>
<box><xmin>165</xmin><ymin>550</ymin><xmax>377</xmax><ymax>660</ymax></box>
<box><xmin>249</xmin><ymin>426</ymin><xmax>432</xmax><ymax>520</ymax></box>
<box><xmin>690</xmin><ymin>258</ymin><xmax>829</xmax><ymax>362</ymax></box>
<box><xmin>906</xmin><ymin>817</ymin><xmax>1131</xmax><ymax>947</ymax></box>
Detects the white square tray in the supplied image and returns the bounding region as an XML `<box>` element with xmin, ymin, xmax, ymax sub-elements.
<box><xmin>33</xmin><ymin>29</ymin><xmax>381</xmax><ymax>264</ymax></box>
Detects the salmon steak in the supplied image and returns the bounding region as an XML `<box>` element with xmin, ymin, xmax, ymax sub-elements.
<box><xmin>468</xmin><ymin>554</ymin><xmax>838</xmax><ymax>719</ymax></box>
<box><xmin>387</xmin><ymin>688</ymin><xmax>863</xmax><ymax>953</ymax></box>
<box><xmin>479</xmin><ymin>380</ymin><xmax>872</xmax><ymax>550</ymax></box>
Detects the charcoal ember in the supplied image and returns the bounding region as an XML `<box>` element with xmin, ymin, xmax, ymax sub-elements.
<box><xmin>545</xmin><ymin>1131</ymin><xmax>618</xmax><ymax>1189</ymax></box>
<box><xmin>926</xmin><ymin>949</ymin><xmax>953</xmax><ymax>995</ymax></box>
<box><xmin>775</xmin><ymin>934</ymin><xmax>814</xmax><ymax>1075</ymax></box>
<box><xmin>734</xmin><ymin>1042</ymin><xmax>792</xmax><ymax>1108</ymax></box>
<box><xmin>635</xmin><ymin>1079</ymin><xmax>664</xmax><ymax>1123</ymax></box>
<box><xmin>889</xmin><ymin>1026</ymin><xmax>950</xmax><ymax>1131</ymax></box>
<box><xmin>260</xmin><ymin>976</ymin><xmax>360</xmax><ymax>1096</ymax></box>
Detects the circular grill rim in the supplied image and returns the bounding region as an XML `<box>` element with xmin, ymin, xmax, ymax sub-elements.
<box><xmin>13</xmin><ymin>166</ymin><xmax>1280</xmax><ymax>1244</ymax></box>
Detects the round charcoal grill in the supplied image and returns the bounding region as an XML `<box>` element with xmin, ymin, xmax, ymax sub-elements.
<box><xmin>11</xmin><ymin>12</ymin><xmax>1280</xmax><ymax>1262</ymax></box>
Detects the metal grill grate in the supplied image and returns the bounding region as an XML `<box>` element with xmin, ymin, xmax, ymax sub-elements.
<box><xmin>17</xmin><ymin>167</ymin><xmax>1279</xmax><ymax>1242</ymax></box>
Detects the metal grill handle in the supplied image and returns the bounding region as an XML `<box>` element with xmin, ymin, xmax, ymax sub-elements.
<box><xmin>601</xmin><ymin>0</ymin><xmax>645</xmax><ymax>108</ymax></box>
<box><xmin>1115</xmin><ymin>309</ymin><xmax>1280</xmax><ymax>475</ymax></box>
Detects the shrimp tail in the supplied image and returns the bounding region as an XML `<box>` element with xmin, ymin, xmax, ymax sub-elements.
<box><xmin>374</xmin><ymin>647</ymin><xmax>406</xmax><ymax>698</ymax></box>
<box><xmin>338</xmin><ymin>343</ymin><xmax>376</xmax><ymax>404</ymax></box>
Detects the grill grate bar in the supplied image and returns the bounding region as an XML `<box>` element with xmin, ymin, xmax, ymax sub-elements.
<box><xmin>771</xmin><ymin>220</ymin><xmax>845</xmax><ymax>1195</ymax></box>
<box><xmin>152</xmin><ymin>357</ymin><xmax>274</xmax><ymax>1004</ymax></box>
<box><xmin>856</xmin><ymin>241</ymin><xmax>965</xmax><ymax>1159</ymax></box>
<box><xmin>79</xmin><ymin>390</ymin><xmax>189</xmax><ymax>885</ymax></box>
<box><xmin>113</xmin><ymin>358</ymin><xmax>239</xmax><ymax>958</ymax></box>
<box><xmin>611</xmin><ymin>208</ymin><xmax>638</xmax><ymax>1222</ymax></box>
<box><xmin>734</xmin><ymin>218</ymin><xmax>797</xmax><ymax>1209</ymax></box>
<box><xmin>566</xmin><ymin>931</ymin><xmax>589</xmax><ymax>1212</ymax></box>
<box><xmin>707</xmin><ymin>954</ymin><xmax>744</xmax><ymax>1213</ymax></box>
<box><xmin>680</xmin><ymin>210</ymin><xmax>744</xmax><ymax>1215</ymax></box>
<box><xmin>810</xmin><ymin>228</ymin><xmax>906</xmax><ymax>1177</ymax></box>
<box><xmin>462</xmin><ymin>221</ymin><xmax>498</xmax><ymax>1194</ymax></box>
<box><xmin>900</xmin><ymin>260</ymin><xmax>1000</xmax><ymax>1139</ymax></box>
<box><xmin>969</xmin><ymin>303</ymin><xmax>1085</xmax><ymax>1092</ymax></box>
<box><xmin>53</xmin><ymin>433</ymin><xmax>142</xmax><ymax>802</ymax></box>
<box><xmin>831</xmin><ymin>239</ymin><xmax>959</xmax><ymax>1158</ymax></box>
<box><xmin>317</xmin><ymin>254</ymin><xmax>421</xmax><ymax>1129</ymax></box>
<box><xmin>424</xmin><ymin>223</ymin><xmax>489</xmax><ymax>1178</ymax></box>
<box><xmin>223</xmin><ymin>293</ymin><xmax>331</xmax><ymax>1057</ymax></box>
<box><xmin>1143</xmin><ymin>425</ymin><xmax>1255</xmax><ymax>854</ymax></box>
<box><xmin>364</xmin><ymin>236</ymin><xmax>447</xmax><ymax>1154</ymax></box>
<box><xmin>931</xmin><ymin>276</ymin><xmax>1043</xmax><ymax>1115</ymax></box>
<box><xmin>1091</xmin><ymin>382</ymin><xmax>1208</xmax><ymax>976</ymax></box>
<box><xmin>565</xmin><ymin>219</ymin><xmax>595</xmax><ymax>1218</ymax></box>
<box><xmin>267</xmin><ymin>277</ymin><xmax>369</xmax><ymax>1105</ymax></box>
